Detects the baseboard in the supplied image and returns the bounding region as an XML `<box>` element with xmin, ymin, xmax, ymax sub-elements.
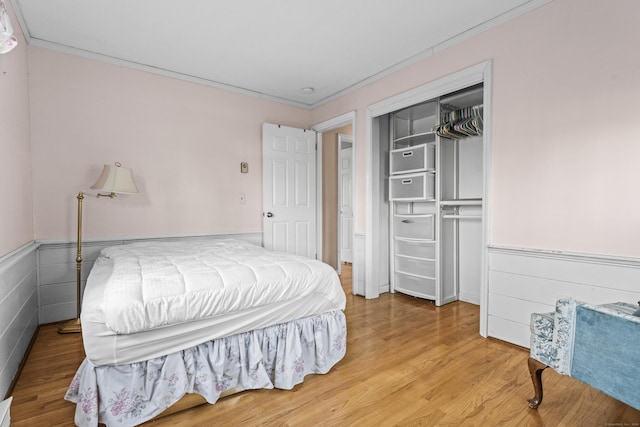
<box><xmin>459</xmin><ymin>291</ymin><xmax>480</xmax><ymax>305</ymax></box>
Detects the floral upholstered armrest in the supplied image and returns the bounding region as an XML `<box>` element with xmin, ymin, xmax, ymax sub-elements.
<box><xmin>529</xmin><ymin>298</ymin><xmax>578</xmax><ymax>374</ymax></box>
<box><xmin>549</xmin><ymin>298</ymin><xmax>578</xmax><ymax>375</ymax></box>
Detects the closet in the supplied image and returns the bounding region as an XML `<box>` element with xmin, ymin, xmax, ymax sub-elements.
<box><xmin>388</xmin><ymin>84</ymin><xmax>483</xmax><ymax>305</ymax></box>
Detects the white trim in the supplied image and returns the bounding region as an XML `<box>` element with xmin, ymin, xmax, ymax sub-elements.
<box><xmin>313</xmin><ymin>1</ymin><xmax>550</xmax><ymax>109</ymax></box>
<box><xmin>312</xmin><ymin>111</ymin><xmax>357</xmax><ymax>274</ymax></box>
<box><xmin>368</xmin><ymin>62</ymin><xmax>488</xmax><ymax>117</ymax></box>
<box><xmin>353</xmin><ymin>233</ymin><xmax>366</xmax><ymax>296</ymax></box>
<box><xmin>364</xmin><ymin>108</ymin><xmax>378</xmax><ymax>299</ymax></box>
<box><xmin>337</xmin><ymin>133</ymin><xmax>354</xmax><ymax>272</ymax></box>
<box><xmin>432</xmin><ymin>0</ymin><xmax>553</xmax><ymax>55</ymax></box>
<box><xmin>35</xmin><ymin>232</ymin><xmax>263</xmax><ymax>248</ymax></box>
<box><xmin>487</xmin><ymin>245</ymin><xmax>640</xmax><ymax>347</ymax></box>
<box><xmin>316</xmin><ymin>133</ymin><xmax>323</xmax><ymax>261</ymax></box>
<box><xmin>12</xmin><ymin>1</ymin><xmax>550</xmax><ymax>110</ymax></box>
<box><xmin>0</xmin><ymin>241</ymin><xmax>39</xmax><ymax>272</ymax></box>
<box><xmin>0</xmin><ymin>396</ymin><xmax>12</xmax><ymax>427</ymax></box>
<box><xmin>365</xmin><ymin>61</ymin><xmax>493</xmax><ymax>329</ymax></box>
<box><xmin>312</xmin><ymin>111</ymin><xmax>356</xmax><ymax>133</ymax></box>
<box><xmin>489</xmin><ymin>245</ymin><xmax>640</xmax><ymax>268</ymax></box>
<box><xmin>478</xmin><ymin>64</ymin><xmax>493</xmax><ymax>337</ymax></box>
<box><xmin>23</xmin><ymin>37</ymin><xmax>315</xmax><ymax>109</ymax></box>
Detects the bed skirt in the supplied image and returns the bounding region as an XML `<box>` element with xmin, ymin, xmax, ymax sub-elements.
<box><xmin>65</xmin><ymin>310</ymin><xmax>347</xmax><ymax>427</ymax></box>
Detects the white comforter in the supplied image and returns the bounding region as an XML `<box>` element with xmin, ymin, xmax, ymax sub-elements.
<box><xmin>97</xmin><ymin>239</ymin><xmax>345</xmax><ymax>335</ymax></box>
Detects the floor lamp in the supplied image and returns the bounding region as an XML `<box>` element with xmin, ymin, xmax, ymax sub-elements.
<box><xmin>58</xmin><ymin>162</ymin><xmax>139</xmax><ymax>334</ymax></box>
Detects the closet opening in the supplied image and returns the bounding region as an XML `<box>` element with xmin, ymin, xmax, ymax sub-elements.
<box><xmin>388</xmin><ymin>83</ymin><xmax>483</xmax><ymax>305</ymax></box>
<box><xmin>365</xmin><ymin>61</ymin><xmax>491</xmax><ymax>335</ymax></box>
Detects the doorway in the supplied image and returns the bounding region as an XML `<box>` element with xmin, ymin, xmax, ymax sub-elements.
<box><xmin>312</xmin><ymin>112</ymin><xmax>357</xmax><ymax>284</ymax></box>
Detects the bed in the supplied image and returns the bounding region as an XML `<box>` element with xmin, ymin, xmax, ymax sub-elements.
<box><xmin>64</xmin><ymin>239</ymin><xmax>347</xmax><ymax>427</ymax></box>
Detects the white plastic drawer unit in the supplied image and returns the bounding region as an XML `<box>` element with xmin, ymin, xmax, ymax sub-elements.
<box><xmin>394</xmin><ymin>238</ymin><xmax>435</xmax><ymax>260</ymax></box>
<box><xmin>395</xmin><ymin>256</ymin><xmax>436</xmax><ymax>278</ymax></box>
<box><xmin>389</xmin><ymin>172</ymin><xmax>435</xmax><ymax>201</ymax></box>
<box><xmin>394</xmin><ymin>272</ymin><xmax>436</xmax><ymax>299</ymax></box>
<box><xmin>390</xmin><ymin>143</ymin><xmax>435</xmax><ymax>175</ymax></box>
<box><xmin>393</xmin><ymin>214</ymin><xmax>435</xmax><ymax>241</ymax></box>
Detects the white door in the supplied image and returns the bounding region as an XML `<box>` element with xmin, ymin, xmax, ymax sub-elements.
<box><xmin>262</xmin><ymin>123</ymin><xmax>317</xmax><ymax>258</ymax></box>
<box><xmin>338</xmin><ymin>135</ymin><xmax>354</xmax><ymax>263</ymax></box>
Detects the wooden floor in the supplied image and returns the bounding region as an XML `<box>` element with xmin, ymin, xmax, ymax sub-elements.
<box><xmin>9</xmin><ymin>264</ymin><xmax>640</xmax><ymax>426</ymax></box>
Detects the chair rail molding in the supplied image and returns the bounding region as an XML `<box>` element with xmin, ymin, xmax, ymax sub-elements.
<box><xmin>487</xmin><ymin>245</ymin><xmax>640</xmax><ymax>348</ymax></box>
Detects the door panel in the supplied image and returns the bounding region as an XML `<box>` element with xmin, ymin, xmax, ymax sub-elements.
<box><xmin>338</xmin><ymin>140</ymin><xmax>354</xmax><ymax>263</ymax></box>
<box><xmin>263</xmin><ymin>123</ymin><xmax>317</xmax><ymax>258</ymax></box>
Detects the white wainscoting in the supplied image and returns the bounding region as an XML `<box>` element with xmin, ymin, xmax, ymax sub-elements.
<box><xmin>37</xmin><ymin>233</ymin><xmax>263</xmax><ymax>324</ymax></box>
<box><xmin>487</xmin><ymin>246</ymin><xmax>640</xmax><ymax>348</ymax></box>
<box><xmin>0</xmin><ymin>242</ymin><xmax>39</xmax><ymax>399</ymax></box>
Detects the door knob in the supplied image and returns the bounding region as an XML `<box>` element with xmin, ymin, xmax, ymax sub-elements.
<box><xmin>265</xmin><ymin>212</ymin><xmax>274</xmax><ymax>218</ymax></box>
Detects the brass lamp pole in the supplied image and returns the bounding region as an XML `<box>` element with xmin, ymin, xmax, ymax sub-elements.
<box><xmin>57</xmin><ymin>192</ymin><xmax>85</xmax><ymax>333</ymax></box>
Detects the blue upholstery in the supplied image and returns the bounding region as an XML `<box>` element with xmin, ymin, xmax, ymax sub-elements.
<box><xmin>529</xmin><ymin>298</ymin><xmax>640</xmax><ymax>410</ymax></box>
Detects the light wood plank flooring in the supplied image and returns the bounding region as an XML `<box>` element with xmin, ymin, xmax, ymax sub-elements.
<box><xmin>8</xmin><ymin>264</ymin><xmax>640</xmax><ymax>426</ymax></box>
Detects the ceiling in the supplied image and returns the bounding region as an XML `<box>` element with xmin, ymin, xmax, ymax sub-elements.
<box><xmin>12</xmin><ymin>0</ymin><xmax>548</xmax><ymax>108</ymax></box>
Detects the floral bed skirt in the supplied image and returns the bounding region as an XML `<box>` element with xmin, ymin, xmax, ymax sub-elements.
<box><xmin>65</xmin><ymin>310</ymin><xmax>347</xmax><ymax>427</ymax></box>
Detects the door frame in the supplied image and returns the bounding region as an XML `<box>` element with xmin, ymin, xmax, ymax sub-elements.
<box><xmin>365</xmin><ymin>61</ymin><xmax>493</xmax><ymax>336</ymax></box>
<box><xmin>312</xmin><ymin>111</ymin><xmax>357</xmax><ymax>287</ymax></box>
<box><xmin>337</xmin><ymin>133</ymin><xmax>354</xmax><ymax>272</ymax></box>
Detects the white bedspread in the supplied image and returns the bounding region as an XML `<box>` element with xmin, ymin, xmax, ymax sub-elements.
<box><xmin>95</xmin><ymin>239</ymin><xmax>345</xmax><ymax>334</ymax></box>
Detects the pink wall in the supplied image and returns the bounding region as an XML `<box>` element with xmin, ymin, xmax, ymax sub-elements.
<box><xmin>29</xmin><ymin>48</ymin><xmax>311</xmax><ymax>241</ymax></box>
<box><xmin>14</xmin><ymin>0</ymin><xmax>640</xmax><ymax>259</ymax></box>
<box><xmin>0</xmin><ymin>2</ymin><xmax>33</xmax><ymax>258</ymax></box>
<box><xmin>312</xmin><ymin>0</ymin><xmax>640</xmax><ymax>258</ymax></box>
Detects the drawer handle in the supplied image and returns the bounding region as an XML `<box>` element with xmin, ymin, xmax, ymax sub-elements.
<box><xmin>401</xmin><ymin>219</ymin><xmax>414</xmax><ymax>224</ymax></box>
<box><xmin>402</xmin><ymin>151</ymin><xmax>413</xmax><ymax>157</ymax></box>
<box><xmin>401</xmin><ymin>179</ymin><xmax>412</xmax><ymax>185</ymax></box>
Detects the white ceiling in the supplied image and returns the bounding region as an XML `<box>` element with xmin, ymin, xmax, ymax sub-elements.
<box><xmin>12</xmin><ymin>0</ymin><xmax>548</xmax><ymax>108</ymax></box>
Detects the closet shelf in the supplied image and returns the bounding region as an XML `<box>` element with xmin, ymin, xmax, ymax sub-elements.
<box><xmin>440</xmin><ymin>199</ymin><xmax>483</xmax><ymax>206</ymax></box>
<box><xmin>439</xmin><ymin>84</ymin><xmax>483</xmax><ymax>108</ymax></box>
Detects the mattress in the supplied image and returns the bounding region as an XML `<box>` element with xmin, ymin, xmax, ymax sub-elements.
<box><xmin>80</xmin><ymin>239</ymin><xmax>346</xmax><ymax>365</ymax></box>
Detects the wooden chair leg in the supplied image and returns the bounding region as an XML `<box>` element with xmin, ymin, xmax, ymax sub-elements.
<box><xmin>527</xmin><ymin>357</ymin><xmax>547</xmax><ymax>409</ymax></box>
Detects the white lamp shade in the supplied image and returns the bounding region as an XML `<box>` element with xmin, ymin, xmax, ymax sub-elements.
<box><xmin>90</xmin><ymin>164</ymin><xmax>139</xmax><ymax>194</ymax></box>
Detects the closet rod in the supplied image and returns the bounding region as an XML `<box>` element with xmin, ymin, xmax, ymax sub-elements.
<box><xmin>442</xmin><ymin>215</ymin><xmax>482</xmax><ymax>219</ymax></box>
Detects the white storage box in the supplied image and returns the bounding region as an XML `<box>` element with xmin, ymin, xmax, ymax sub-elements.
<box><xmin>390</xmin><ymin>143</ymin><xmax>435</xmax><ymax>175</ymax></box>
<box><xmin>393</xmin><ymin>214</ymin><xmax>435</xmax><ymax>240</ymax></box>
<box><xmin>389</xmin><ymin>172</ymin><xmax>435</xmax><ymax>201</ymax></box>
<box><xmin>395</xmin><ymin>256</ymin><xmax>436</xmax><ymax>278</ymax></box>
<box><xmin>394</xmin><ymin>239</ymin><xmax>436</xmax><ymax>259</ymax></box>
<box><xmin>394</xmin><ymin>272</ymin><xmax>436</xmax><ymax>299</ymax></box>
